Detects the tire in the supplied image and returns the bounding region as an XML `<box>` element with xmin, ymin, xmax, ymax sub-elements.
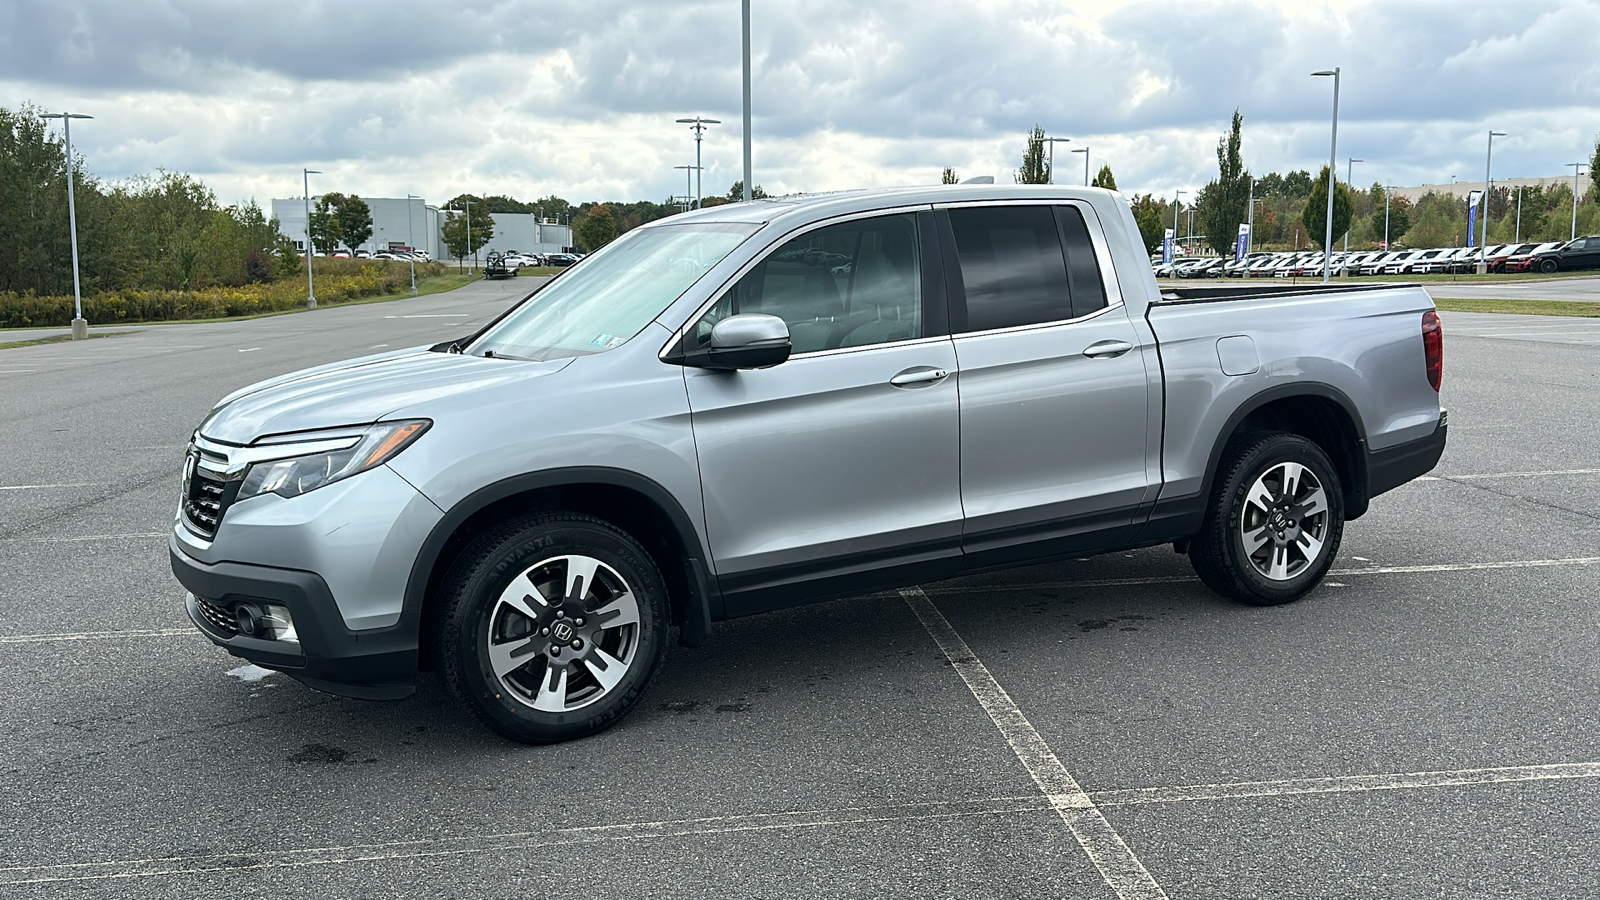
<box><xmin>1538</xmin><ymin>258</ymin><xmax>1559</xmax><ymax>274</ymax></box>
<box><xmin>1189</xmin><ymin>432</ymin><xmax>1344</xmax><ymax>606</ymax></box>
<box><xmin>436</xmin><ymin>512</ymin><xmax>669</xmax><ymax>744</ymax></box>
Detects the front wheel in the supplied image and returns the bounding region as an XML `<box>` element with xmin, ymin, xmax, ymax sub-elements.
<box><xmin>1189</xmin><ymin>433</ymin><xmax>1344</xmax><ymax>606</ymax></box>
<box><xmin>437</xmin><ymin>513</ymin><xmax>669</xmax><ymax>744</ymax></box>
<box><xmin>1538</xmin><ymin>258</ymin><xmax>1559</xmax><ymax>274</ymax></box>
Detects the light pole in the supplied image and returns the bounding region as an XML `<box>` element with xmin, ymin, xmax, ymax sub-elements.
<box><xmin>1071</xmin><ymin>146</ymin><xmax>1089</xmax><ymax>186</ymax></box>
<box><xmin>675</xmin><ymin>116</ymin><xmax>722</xmax><ymax>207</ymax></box>
<box><xmin>1383</xmin><ymin>185</ymin><xmax>1395</xmax><ymax>252</ymax></box>
<box><xmin>1173</xmin><ymin>190</ymin><xmax>1186</xmax><ymax>254</ymax></box>
<box><xmin>465</xmin><ymin>199</ymin><xmax>475</xmax><ymax>274</ymax></box>
<box><xmin>302</xmin><ymin>168</ymin><xmax>320</xmax><ymax>308</ymax></box>
<box><xmin>1515</xmin><ymin>185</ymin><xmax>1523</xmax><ymax>242</ymax></box>
<box><xmin>405</xmin><ymin>194</ymin><xmax>420</xmax><ymax>295</ymax></box>
<box><xmin>1312</xmin><ymin>67</ymin><xmax>1341</xmax><ymax>284</ymax></box>
<box><xmin>741</xmin><ymin>0</ymin><xmax>752</xmax><ymax>202</ymax></box>
<box><xmin>1038</xmin><ymin>136</ymin><xmax>1070</xmax><ymax>184</ymax></box>
<box><xmin>1344</xmin><ymin>158</ymin><xmax>1363</xmax><ymax>255</ymax></box>
<box><xmin>40</xmin><ymin>111</ymin><xmax>93</xmax><ymax>338</ymax></box>
<box><xmin>1477</xmin><ymin>131</ymin><xmax>1505</xmax><ymax>270</ymax></box>
<box><xmin>1569</xmin><ymin>163</ymin><xmax>1588</xmax><ymax>240</ymax></box>
<box><xmin>674</xmin><ymin>165</ymin><xmax>700</xmax><ymax>211</ymax></box>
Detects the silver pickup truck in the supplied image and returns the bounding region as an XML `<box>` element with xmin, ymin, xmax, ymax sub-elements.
<box><xmin>171</xmin><ymin>186</ymin><xmax>1446</xmax><ymax>743</ymax></box>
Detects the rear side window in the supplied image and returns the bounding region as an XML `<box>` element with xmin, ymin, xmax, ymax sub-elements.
<box><xmin>1056</xmin><ymin>206</ymin><xmax>1107</xmax><ymax>319</ymax></box>
<box><xmin>948</xmin><ymin>206</ymin><xmax>1070</xmax><ymax>332</ymax></box>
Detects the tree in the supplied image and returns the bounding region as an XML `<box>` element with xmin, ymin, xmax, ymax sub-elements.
<box><xmin>1197</xmin><ymin>109</ymin><xmax>1251</xmax><ymax>260</ymax></box>
<box><xmin>575</xmin><ymin>204</ymin><xmax>617</xmax><ymax>252</ymax></box>
<box><xmin>1300</xmin><ymin>166</ymin><xmax>1354</xmax><ymax>249</ymax></box>
<box><xmin>1589</xmin><ymin>133</ymin><xmax>1600</xmax><ymax>204</ymax></box>
<box><xmin>335</xmin><ymin>194</ymin><xmax>372</xmax><ymax>253</ymax></box>
<box><xmin>440</xmin><ymin>203</ymin><xmax>495</xmax><ymax>265</ymax></box>
<box><xmin>726</xmin><ymin>181</ymin><xmax>768</xmax><ymax>201</ymax></box>
<box><xmin>310</xmin><ymin>192</ymin><xmax>345</xmax><ymax>254</ymax></box>
<box><xmin>1281</xmin><ymin>169</ymin><xmax>1315</xmax><ymax>197</ymax></box>
<box><xmin>942</xmin><ymin>167</ymin><xmax>958</xmax><ymax>184</ymax></box>
<box><xmin>1369</xmin><ymin>188</ymin><xmax>1412</xmax><ymax>246</ymax></box>
<box><xmin>1091</xmin><ymin>164</ymin><xmax>1117</xmax><ymax>191</ymax></box>
<box><xmin>1130</xmin><ymin>194</ymin><xmax>1165</xmax><ymax>255</ymax></box>
<box><xmin>1016</xmin><ymin>125</ymin><xmax>1049</xmax><ymax>184</ymax></box>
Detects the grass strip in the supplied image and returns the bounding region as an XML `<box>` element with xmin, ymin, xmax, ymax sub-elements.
<box><xmin>1433</xmin><ymin>298</ymin><xmax>1600</xmax><ymax>317</ymax></box>
<box><xmin>0</xmin><ymin>331</ymin><xmax>131</xmax><ymax>350</ymax></box>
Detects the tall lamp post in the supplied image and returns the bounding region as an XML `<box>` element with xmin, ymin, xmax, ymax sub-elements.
<box><xmin>1311</xmin><ymin>67</ymin><xmax>1341</xmax><ymax>284</ymax></box>
<box><xmin>1071</xmin><ymin>146</ymin><xmax>1090</xmax><ymax>186</ymax></box>
<box><xmin>405</xmin><ymin>194</ymin><xmax>421</xmax><ymax>296</ymax></box>
<box><xmin>1344</xmin><ymin>158</ymin><xmax>1363</xmax><ymax>254</ymax></box>
<box><xmin>1383</xmin><ymin>185</ymin><xmax>1395</xmax><ymax>253</ymax></box>
<box><xmin>741</xmin><ymin>0</ymin><xmax>752</xmax><ymax>202</ymax></box>
<box><xmin>674</xmin><ymin>165</ymin><xmax>700</xmax><ymax>211</ymax></box>
<box><xmin>1515</xmin><ymin>185</ymin><xmax>1523</xmax><ymax>242</ymax></box>
<box><xmin>40</xmin><ymin>111</ymin><xmax>93</xmax><ymax>338</ymax></box>
<box><xmin>1478</xmin><ymin>131</ymin><xmax>1505</xmax><ymax>271</ymax></box>
<box><xmin>301</xmin><ymin>168</ymin><xmax>321</xmax><ymax>308</ymax></box>
<box><xmin>1038</xmin><ymin>136</ymin><xmax>1070</xmax><ymax>184</ymax></box>
<box><xmin>1173</xmin><ymin>190</ymin><xmax>1186</xmax><ymax>255</ymax></box>
<box><xmin>1569</xmin><ymin>162</ymin><xmax>1589</xmax><ymax>240</ymax></box>
<box><xmin>676</xmin><ymin>116</ymin><xmax>721</xmax><ymax>208</ymax></box>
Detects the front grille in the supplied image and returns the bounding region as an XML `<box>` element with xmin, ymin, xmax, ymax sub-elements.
<box><xmin>194</xmin><ymin>596</ymin><xmax>239</xmax><ymax>635</ymax></box>
<box><xmin>182</xmin><ymin>450</ymin><xmax>241</xmax><ymax>538</ymax></box>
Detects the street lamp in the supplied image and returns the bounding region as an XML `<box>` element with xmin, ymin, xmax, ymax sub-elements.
<box><xmin>1071</xmin><ymin>146</ymin><xmax>1090</xmax><ymax>186</ymax></box>
<box><xmin>1344</xmin><ymin>158</ymin><xmax>1363</xmax><ymax>254</ymax></box>
<box><xmin>1569</xmin><ymin>162</ymin><xmax>1589</xmax><ymax>240</ymax></box>
<box><xmin>676</xmin><ymin>116</ymin><xmax>721</xmax><ymax>208</ymax></box>
<box><xmin>1173</xmin><ymin>189</ymin><xmax>1186</xmax><ymax>254</ymax></box>
<box><xmin>405</xmin><ymin>194</ymin><xmax>421</xmax><ymax>296</ymax></box>
<box><xmin>1311</xmin><ymin>67</ymin><xmax>1341</xmax><ymax>284</ymax></box>
<box><xmin>301</xmin><ymin>168</ymin><xmax>321</xmax><ymax>308</ymax></box>
<box><xmin>1478</xmin><ymin>131</ymin><xmax>1505</xmax><ymax>270</ymax></box>
<box><xmin>674</xmin><ymin>165</ymin><xmax>700</xmax><ymax>211</ymax></box>
<box><xmin>1036</xmin><ymin>136</ymin><xmax>1070</xmax><ymax>184</ymax></box>
<box><xmin>1383</xmin><ymin>184</ymin><xmax>1396</xmax><ymax>252</ymax></box>
<box><xmin>40</xmin><ymin>111</ymin><xmax>93</xmax><ymax>337</ymax></box>
<box><xmin>741</xmin><ymin>0</ymin><xmax>752</xmax><ymax>202</ymax></box>
<box><xmin>1515</xmin><ymin>184</ymin><xmax>1523</xmax><ymax>242</ymax></box>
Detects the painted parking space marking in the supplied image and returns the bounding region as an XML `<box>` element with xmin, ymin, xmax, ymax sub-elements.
<box><xmin>1417</xmin><ymin>468</ymin><xmax>1600</xmax><ymax>481</ymax></box>
<box><xmin>927</xmin><ymin>556</ymin><xmax>1600</xmax><ymax>594</ymax></box>
<box><xmin>900</xmin><ymin>586</ymin><xmax>1168</xmax><ymax>900</ymax></box>
<box><xmin>0</xmin><ymin>532</ymin><xmax>167</xmax><ymax>544</ymax></box>
<box><xmin>0</xmin><ymin>628</ymin><xmax>193</xmax><ymax>644</ymax></box>
<box><xmin>0</xmin><ymin>482</ymin><xmax>108</xmax><ymax>491</ymax></box>
<box><xmin>237</xmin><ymin>347</ymin><xmax>260</xmax><ymax>353</ymax></box>
<box><xmin>6</xmin><ymin>759</ymin><xmax>1597</xmax><ymax>887</ymax></box>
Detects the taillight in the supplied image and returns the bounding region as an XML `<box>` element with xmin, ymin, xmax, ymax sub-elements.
<box><xmin>1421</xmin><ymin>310</ymin><xmax>1443</xmax><ymax>391</ymax></box>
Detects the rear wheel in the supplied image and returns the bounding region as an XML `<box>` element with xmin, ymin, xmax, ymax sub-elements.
<box><xmin>437</xmin><ymin>513</ymin><xmax>668</xmax><ymax>744</ymax></box>
<box><xmin>1189</xmin><ymin>433</ymin><xmax>1344</xmax><ymax>606</ymax></box>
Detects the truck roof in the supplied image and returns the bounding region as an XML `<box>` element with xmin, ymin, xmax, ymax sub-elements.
<box><xmin>644</xmin><ymin>184</ymin><xmax>1126</xmax><ymax>230</ymax></box>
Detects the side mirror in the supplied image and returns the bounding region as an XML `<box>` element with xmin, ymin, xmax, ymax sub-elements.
<box><xmin>670</xmin><ymin>314</ymin><xmax>792</xmax><ymax>370</ymax></box>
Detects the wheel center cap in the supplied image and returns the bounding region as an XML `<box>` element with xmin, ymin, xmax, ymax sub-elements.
<box><xmin>550</xmin><ymin>621</ymin><xmax>575</xmax><ymax>643</ymax></box>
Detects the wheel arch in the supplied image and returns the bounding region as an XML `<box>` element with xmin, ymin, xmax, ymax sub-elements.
<box><xmin>1201</xmin><ymin>383</ymin><xmax>1371</xmax><ymax>521</ymax></box>
<box><xmin>406</xmin><ymin>468</ymin><xmax>719</xmax><ymax>669</ymax></box>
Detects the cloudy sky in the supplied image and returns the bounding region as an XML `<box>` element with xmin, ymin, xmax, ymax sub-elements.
<box><xmin>3</xmin><ymin>0</ymin><xmax>1598</xmax><ymax>209</ymax></box>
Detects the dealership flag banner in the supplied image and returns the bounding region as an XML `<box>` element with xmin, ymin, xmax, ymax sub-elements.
<box><xmin>1162</xmin><ymin>228</ymin><xmax>1175</xmax><ymax>264</ymax></box>
<box><xmin>1466</xmin><ymin>190</ymin><xmax>1483</xmax><ymax>249</ymax></box>
<box><xmin>1235</xmin><ymin>223</ymin><xmax>1251</xmax><ymax>263</ymax></box>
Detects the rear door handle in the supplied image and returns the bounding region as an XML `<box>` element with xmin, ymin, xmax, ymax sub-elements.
<box><xmin>1082</xmin><ymin>340</ymin><xmax>1133</xmax><ymax>359</ymax></box>
<box><xmin>889</xmin><ymin>367</ymin><xmax>950</xmax><ymax>387</ymax></box>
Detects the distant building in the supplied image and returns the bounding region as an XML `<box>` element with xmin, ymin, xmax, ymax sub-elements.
<box><xmin>269</xmin><ymin>197</ymin><xmax>573</xmax><ymax>260</ymax></box>
<box><xmin>1390</xmin><ymin>174</ymin><xmax>1591</xmax><ymax>203</ymax></box>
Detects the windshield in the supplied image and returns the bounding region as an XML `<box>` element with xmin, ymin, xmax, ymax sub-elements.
<box><xmin>469</xmin><ymin>222</ymin><xmax>761</xmax><ymax>361</ymax></box>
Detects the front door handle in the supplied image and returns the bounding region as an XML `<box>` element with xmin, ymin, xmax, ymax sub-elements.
<box><xmin>1082</xmin><ymin>340</ymin><xmax>1133</xmax><ymax>359</ymax></box>
<box><xmin>889</xmin><ymin>367</ymin><xmax>950</xmax><ymax>387</ymax></box>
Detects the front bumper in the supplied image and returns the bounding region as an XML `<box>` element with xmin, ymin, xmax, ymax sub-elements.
<box><xmin>172</xmin><ymin>537</ymin><xmax>418</xmax><ymax>700</ymax></box>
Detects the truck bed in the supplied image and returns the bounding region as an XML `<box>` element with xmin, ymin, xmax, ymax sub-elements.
<box><xmin>1155</xmin><ymin>282</ymin><xmax>1420</xmax><ymax>305</ymax></box>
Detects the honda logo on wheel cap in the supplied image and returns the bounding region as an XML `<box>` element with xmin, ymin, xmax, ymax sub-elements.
<box><xmin>551</xmin><ymin>621</ymin><xmax>575</xmax><ymax>643</ymax></box>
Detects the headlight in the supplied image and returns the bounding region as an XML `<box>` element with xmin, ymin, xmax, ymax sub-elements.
<box><xmin>236</xmin><ymin>420</ymin><xmax>430</xmax><ymax>501</ymax></box>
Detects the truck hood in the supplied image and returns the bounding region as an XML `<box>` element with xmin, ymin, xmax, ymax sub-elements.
<box><xmin>199</xmin><ymin>348</ymin><xmax>571</xmax><ymax>445</ymax></box>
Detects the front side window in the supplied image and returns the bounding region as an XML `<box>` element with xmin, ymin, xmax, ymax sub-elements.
<box><xmin>689</xmin><ymin>213</ymin><xmax>923</xmax><ymax>354</ymax></box>
<box><xmin>470</xmin><ymin>222</ymin><xmax>759</xmax><ymax>361</ymax></box>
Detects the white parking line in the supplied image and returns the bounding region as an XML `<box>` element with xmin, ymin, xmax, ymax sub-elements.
<box><xmin>7</xmin><ymin>759</ymin><xmax>1597</xmax><ymax>886</ymax></box>
<box><xmin>237</xmin><ymin>347</ymin><xmax>260</xmax><ymax>353</ymax></box>
<box><xmin>1417</xmin><ymin>468</ymin><xmax>1600</xmax><ymax>481</ymax></box>
<box><xmin>900</xmin><ymin>587</ymin><xmax>1167</xmax><ymax>900</ymax></box>
<box><xmin>0</xmin><ymin>628</ymin><xmax>193</xmax><ymax>644</ymax></box>
<box><xmin>0</xmin><ymin>482</ymin><xmax>107</xmax><ymax>491</ymax></box>
<box><xmin>0</xmin><ymin>532</ymin><xmax>166</xmax><ymax>544</ymax></box>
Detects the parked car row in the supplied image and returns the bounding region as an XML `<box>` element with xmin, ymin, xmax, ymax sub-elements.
<box><xmin>498</xmin><ymin>251</ymin><xmax>584</xmax><ymax>269</ymax></box>
<box><xmin>1153</xmin><ymin>237</ymin><xmax>1600</xmax><ymax>278</ymax></box>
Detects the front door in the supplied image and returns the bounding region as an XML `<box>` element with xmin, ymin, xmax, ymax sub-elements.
<box><xmin>682</xmin><ymin>210</ymin><xmax>964</xmax><ymax>612</ymax></box>
<box><xmin>939</xmin><ymin>203</ymin><xmax>1156</xmax><ymax>565</ymax></box>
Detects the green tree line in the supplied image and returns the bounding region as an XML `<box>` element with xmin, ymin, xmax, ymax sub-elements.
<box><xmin>2</xmin><ymin>102</ymin><xmax>302</xmax><ymax>297</ymax></box>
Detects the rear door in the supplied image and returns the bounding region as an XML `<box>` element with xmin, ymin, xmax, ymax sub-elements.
<box><xmin>682</xmin><ymin>209</ymin><xmax>964</xmax><ymax>611</ymax></box>
<box><xmin>938</xmin><ymin>202</ymin><xmax>1156</xmax><ymax>565</ymax></box>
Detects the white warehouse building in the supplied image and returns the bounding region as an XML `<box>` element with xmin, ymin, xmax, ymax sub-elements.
<box><xmin>270</xmin><ymin>197</ymin><xmax>573</xmax><ymax>261</ymax></box>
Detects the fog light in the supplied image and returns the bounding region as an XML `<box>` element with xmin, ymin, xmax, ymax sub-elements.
<box><xmin>261</xmin><ymin>604</ymin><xmax>298</xmax><ymax>643</ymax></box>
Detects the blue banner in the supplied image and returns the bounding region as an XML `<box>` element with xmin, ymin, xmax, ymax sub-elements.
<box><xmin>1234</xmin><ymin>223</ymin><xmax>1251</xmax><ymax>263</ymax></box>
<box><xmin>1466</xmin><ymin>190</ymin><xmax>1482</xmax><ymax>249</ymax></box>
<box><xmin>1162</xmin><ymin>228</ymin><xmax>1174</xmax><ymax>264</ymax></box>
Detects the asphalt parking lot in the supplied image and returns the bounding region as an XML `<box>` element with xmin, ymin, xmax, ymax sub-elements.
<box><xmin>2</xmin><ymin>278</ymin><xmax>1597</xmax><ymax>899</ymax></box>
